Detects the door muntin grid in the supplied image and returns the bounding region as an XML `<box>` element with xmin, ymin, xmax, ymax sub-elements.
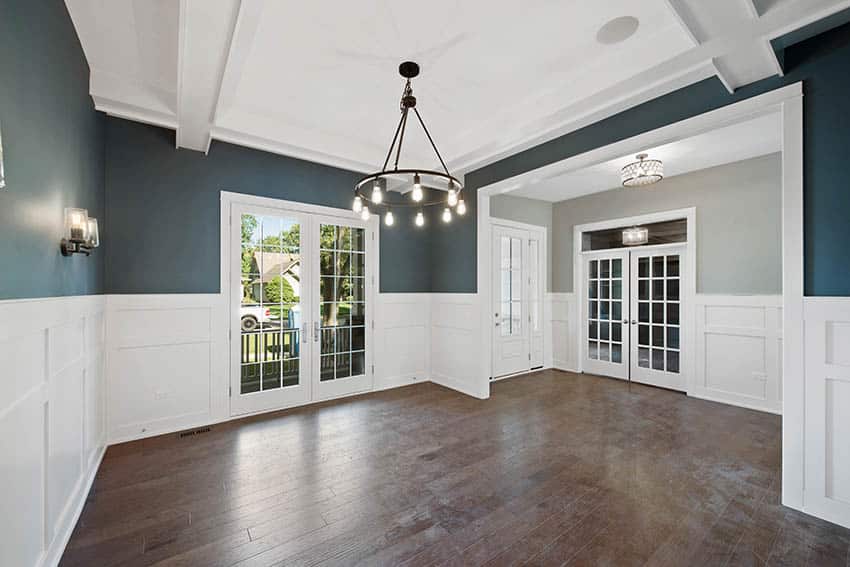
<box><xmin>319</xmin><ymin>223</ymin><xmax>366</xmax><ymax>382</ymax></box>
<box><xmin>588</xmin><ymin>257</ymin><xmax>625</xmax><ymax>364</ymax></box>
<box><xmin>240</xmin><ymin>214</ymin><xmax>302</xmax><ymax>395</ymax></box>
<box><xmin>499</xmin><ymin>236</ymin><xmax>523</xmax><ymax>336</ymax></box>
<box><xmin>636</xmin><ymin>254</ymin><xmax>680</xmax><ymax>374</ymax></box>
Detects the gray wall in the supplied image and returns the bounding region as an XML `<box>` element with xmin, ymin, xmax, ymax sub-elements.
<box><xmin>103</xmin><ymin>118</ymin><xmax>432</xmax><ymax>294</ymax></box>
<box><xmin>552</xmin><ymin>154</ymin><xmax>782</xmax><ymax>294</ymax></box>
<box><xmin>0</xmin><ymin>0</ymin><xmax>105</xmax><ymax>300</ymax></box>
<box><xmin>490</xmin><ymin>194</ymin><xmax>553</xmax><ymax>291</ymax></box>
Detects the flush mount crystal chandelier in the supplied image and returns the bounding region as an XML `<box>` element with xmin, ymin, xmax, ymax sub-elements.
<box><xmin>621</xmin><ymin>153</ymin><xmax>664</xmax><ymax>187</ymax></box>
<box><xmin>353</xmin><ymin>61</ymin><xmax>465</xmax><ymax>227</ymax></box>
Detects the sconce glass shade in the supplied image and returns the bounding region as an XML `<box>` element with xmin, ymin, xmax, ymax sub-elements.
<box><xmin>65</xmin><ymin>208</ymin><xmax>89</xmax><ymax>242</ymax></box>
<box><xmin>87</xmin><ymin>218</ymin><xmax>100</xmax><ymax>247</ymax></box>
<box><xmin>622</xmin><ymin>226</ymin><xmax>649</xmax><ymax>246</ymax></box>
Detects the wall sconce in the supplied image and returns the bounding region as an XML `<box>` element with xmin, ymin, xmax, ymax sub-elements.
<box><xmin>61</xmin><ymin>208</ymin><xmax>100</xmax><ymax>256</ymax></box>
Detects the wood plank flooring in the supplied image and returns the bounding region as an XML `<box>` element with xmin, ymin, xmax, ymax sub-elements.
<box><xmin>61</xmin><ymin>370</ymin><xmax>850</xmax><ymax>566</ymax></box>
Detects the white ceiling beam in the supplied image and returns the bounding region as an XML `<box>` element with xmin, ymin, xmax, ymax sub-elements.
<box><xmin>210</xmin><ymin>0</ymin><xmax>266</xmax><ymax>131</ymax></box>
<box><xmin>741</xmin><ymin>0</ymin><xmax>785</xmax><ymax>77</ymax></box>
<box><xmin>175</xmin><ymin>0</ymin><xmax>243</xmax><ymax>153</ymax></box>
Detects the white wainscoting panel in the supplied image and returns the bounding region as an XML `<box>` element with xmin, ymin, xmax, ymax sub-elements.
<box><xmin>693</xmin><ymin>295</ymin><xmax>782</xmax><ymax>414</ymax></box>
<box><xmin>431</xmin><ymin>294</ymin><xmax>487</xmax><ymax>399</ymax></box>
<box><xmin>549</xmin><ymin>292</ymin><xmax>578</xmax><ymax>372</ymax></box>
<box><xmin>374</xmin><ymin>293</ymin><xmax>431</xmax><ymax>390</ymax></box>
<box><xmin>106</xmin><ymin>294</ymin><xmax>227</xmax><ymax>444</ymax></box>
<box><xmin>0</xmin><ymin>295</ymin><xmax>106</xmax><ymax>567</ymax></box>
<box><xmin>803</xmin><ymin>298</ymin><xmax>850</xmax><ymax>529</ymax></box>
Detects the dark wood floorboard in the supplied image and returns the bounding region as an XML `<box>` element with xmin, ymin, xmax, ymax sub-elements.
<box><xmin>61</xmin><ymin>370</ymin><xmax>850</xmax><ymax>566</ymax></box>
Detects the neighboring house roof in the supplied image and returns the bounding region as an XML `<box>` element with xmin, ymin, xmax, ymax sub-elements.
<box><xmin>252</xmin><ymin>252</ymin><xmax>300</xmax><ymax>281</ymax></box>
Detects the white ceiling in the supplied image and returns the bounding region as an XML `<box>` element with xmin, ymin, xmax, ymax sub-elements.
<box><xmin>510</xmin><ymin>112</ymin><xmax>782</xmax><ymax>202</ymax></box>
<box><xmin>65</xmin><ymin>0</ymin><xmax>850</xmax><ymax>174</ymax></box>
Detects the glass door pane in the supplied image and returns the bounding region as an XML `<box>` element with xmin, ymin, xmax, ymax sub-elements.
<box><xmin>583</xmin><ymin>251</ymin><xmax>629</xmax><ymax>380</ymax></box>
<box><xmin>313</xmin><ymin>217</ymin><xmax>372</xmax><ymax>400</ymax></box>
<box><xmin>240</xmin><ymin>214</ymin><xmax>303</xmax><ymax>394</ymax></box>
<box><xmin>231</xmin><ymin>205</ymin><xmax>311</xmax><ymax>416</ymax></box>
<box><xmin>630</xmin><ymin>248</ymin><xmax>685</xmax><ymax>391</ymax></box>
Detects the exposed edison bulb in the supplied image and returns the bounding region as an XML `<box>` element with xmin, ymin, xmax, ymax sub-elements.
<box><xmin>457</xmin><ymin>199</ymin><xmax>466</xmax><ymax>215</ymax></box>
<box><xmin>447</xmin><ymin>188</ymin><xmax>458</xmax><ymax>207</ymax></box>
<box><xmin>352</xmin><ymin>195</ymin><xmax>363</xmax><ymax>213</ymax></box>
<box><xmin>442</xmin><ymin>207</ymin><xmax>452</xmax><ymax>223</ymax></box>
<box><xmin>412</xmin><ymin>173</ymin><xmax>423</xmax><ymax>202</ymax></box>
<box><xmin>371</xmin><ymin>181</ymin><xmax>383</xmax><ymax>204</ymax></box>
<box><xmin>415</xmin><ymin>210</ymin><xmax>425</xmax><ymax>227</ymax></box>
<box><xmin>384</xmin><ymin>210</ymin><xmax>394</xmax><ymax>226</ymax></box>
<box><xmin>361</xmin><ymin>207</ymin><xmax>371</xmax><ymax>221</ymax></box>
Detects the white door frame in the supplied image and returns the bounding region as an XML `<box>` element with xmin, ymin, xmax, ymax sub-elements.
<box><xmin>489</xmin><ymin>218</ymin><xmax>547</xmax><ymax>380</ymax></box>
<box><xmin>574</xmin><ymin>208</ymin><xmax>696</xmax><ymax>391</ymax></box>
<box><xmin>476</xmin><ymin>82</ymin><xmax>803</xmax><ymax>512</ymax></box>
<box><xmin>220</xmin><ymin>191</ymin><xmax>379</xmax><ymax>418</ymax></box>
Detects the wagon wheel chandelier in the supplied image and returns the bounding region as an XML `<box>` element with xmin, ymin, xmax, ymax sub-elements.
<box><xmin>352</xmin><ymin>61</ymin><xmax>465</xmax><ymax>227</ymax></box>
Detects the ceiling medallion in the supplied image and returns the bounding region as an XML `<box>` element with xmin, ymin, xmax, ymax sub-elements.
<box><xmin>353</xmin><ymin>61</ymin><xmax>465</xmax><ymax>227</ymax></box>
<box><xmin>621</xmin><ymin>153</ymin><xmax>664</xmax><ymax>187</ymax></box>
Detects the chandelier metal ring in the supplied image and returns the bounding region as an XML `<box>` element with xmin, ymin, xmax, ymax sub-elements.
<box><xmin>354</xmin><ymin>169</ymin><xmax>463</xmax><ymax>208</ymax></box>
<box><xmin>352</xmin><ymin>61</ymin><xmax>466</xmax><ymax>225</ymax></box>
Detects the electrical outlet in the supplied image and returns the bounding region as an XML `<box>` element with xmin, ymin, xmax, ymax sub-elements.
<box><xmin>154</xmin><ymin>390</ymin><xmax>168</xmax><ymax>400</ymax></box>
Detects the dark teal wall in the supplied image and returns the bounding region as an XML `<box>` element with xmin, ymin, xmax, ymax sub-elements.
<box><xmin>103</xmin><ymin>118</ymin><xmax>432</xmax><ymax>293</ymax></box>
<box><xmin>441</xmin><ymin>22</ymin><xmax>850</xmax><ymax>296</ymax></box>
<box><xmin>0</xmin><ymin>0</ymin><xmax>105</xmax><ymax>300</ymax></box>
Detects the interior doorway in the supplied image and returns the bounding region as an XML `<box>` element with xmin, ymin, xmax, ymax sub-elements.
<box><xmin>577</xmin><ymin>209</ymin><xmax>693</xmax><ymax>391</ymax></box>
<box><xmin>581</xmin><ymin>241</ymin><xmax>686</xmax><ymax>391</ymax></box>
<box><xmin>491</xmin><ymin>220</ymin><xmax>546</xmax><ymax>379</ymax></box>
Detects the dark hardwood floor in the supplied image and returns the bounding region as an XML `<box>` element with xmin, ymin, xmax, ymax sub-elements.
<box><xmin>62</xmin><ymin>370</ymin><xmax>850</xmax><ymax>566</ymax></box>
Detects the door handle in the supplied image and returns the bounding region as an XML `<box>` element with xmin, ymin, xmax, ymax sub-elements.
<box><xmin>313</xmin><ymin>321</ymin><xmax>320</xmax><ymax>342</ymax></box>
<box><xmin>630</xmin><ymin>320</ymin><xmax>637</xmax><ymax>325</ymax></box>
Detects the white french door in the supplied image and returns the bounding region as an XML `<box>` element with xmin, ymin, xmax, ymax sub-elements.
<box><xmin>311</xmin><ymin>215</ymin><xmax>373</xmax><ymax>401</ymax></box>
<box><xmin>491</xmin><ymin>224</ymin><xmax>544</xmax><ymax>378</ymax></box>
<box><xmin>581</xmin><ymin>245</ymin><xmax>685</xmax><ymax>391</ymax></box>
<box><xmin>582</xmin><ymin>250</ymin><xmax>630</xmax><ymax>380</ymax></box>
<box><xmin>629</xmin><ymin>247</ymin><xmax>684</xmax><ymax>391</ymax></box>
<box><xmin>229</xmin><ymin>204</ymin><xmax>373</xmax><ymax>416</ymax></box>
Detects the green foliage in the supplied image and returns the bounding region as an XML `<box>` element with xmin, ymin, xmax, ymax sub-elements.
<box><xmin>264</xmin><ymin>276</ymin><xmax>297</xmax><ymax>304</ymax></box>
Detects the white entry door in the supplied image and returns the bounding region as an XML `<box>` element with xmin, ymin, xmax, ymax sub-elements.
<box><xmin>629</xmin><ymin>247</ymin><xmax>685</xmax><ymax>391</ymax></box>
<box><xmin>492</xmin><ymin>224</ymin><xmax>544</xmax><ymax>378</ymax></box>
<box><xmin>582</xmin><ymin>251</ymin><xmax>630</xmax><ymax>380</ymax></box>
<box><xmin>230</xmin><ymin>204</ymin><xmax>374</xmax><ymax>416</ymax></box>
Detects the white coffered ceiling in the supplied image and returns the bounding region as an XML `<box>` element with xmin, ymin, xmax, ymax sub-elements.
<box><xmin>65</xmin><ymin>0</ymin><xmax>850</xmax><ymax>174</ymax></box>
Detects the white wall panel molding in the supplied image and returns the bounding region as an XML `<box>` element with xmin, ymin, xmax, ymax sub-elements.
<box><xmin>548</xmin><ymin>292</ymin><xmax>578</xmax><ymax>372</ymax></box>
<box><xmin>374</xmin><ymin>293</ymin><xmax>431</xmax><ymax>391</ymax></box>
<box><xmin>692</xmin><ymin>294</ymin><xmax>782</xmax><ymax>414</ymax></box>
<box><xmin>0</xmin><ymin>294</ymin><xmax>106</xmax><ymax>567</ymax></box>
<box><xmin>430</xmin><ymin>294</ymin><xmax>487</xmax><ymax>399</ymax></box>
<box><xmin>803</xmin><ymin>298</ymin><xmax>850</xmax><ymax>529</ymax></box>
<box><xmin>105</xmin><ymin>294</ymin><xmax>227</xmax><ymax>445</ymax></box>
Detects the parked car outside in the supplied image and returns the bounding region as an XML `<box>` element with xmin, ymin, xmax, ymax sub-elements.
<box><xmin>240</xmin><ymin>305</ymin><xmax>275</xmax><ymax>331</ymax></box>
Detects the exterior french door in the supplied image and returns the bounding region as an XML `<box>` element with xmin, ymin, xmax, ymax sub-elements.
<box><xmin>581</xmin><ymin>245</ymin><xmax>685</xmax><ymax>391</ymax></box>
<box><xmin>491</xmin><ymin>224</ymin><xmax>544</xmax><ymax>378</ymax></box>
<box><xmin>230</xmin><ymin>204</ymin><xmax>373</xmax><ymax>416</ymax></box>
<box><xmin>311</xmin><ymin>216</ymin><xmax>373</xmax><ymax>401</ymax></box>
<box><xmin>583</xmin><ymin>251</ymin><xmax>630</xmax><ymax>380</ymax></box>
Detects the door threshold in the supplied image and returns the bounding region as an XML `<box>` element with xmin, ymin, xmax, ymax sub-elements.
<box><xmin>490</xmin><ymin>366</ymin><xmax>545</xmax><ymax>382</ymax></box>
